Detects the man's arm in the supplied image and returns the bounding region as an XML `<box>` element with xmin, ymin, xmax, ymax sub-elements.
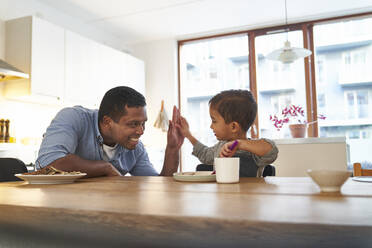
<box><xmin>160</xmin><ymin>106</ymin><xmax>184</xmax><ymax>176</ymax></box>
<box><xmin>49</xmin><ymin>154</ymin><xmax>121</xmax><ymax>178</ymax></box>
<box><xmin>160</xmin><ymin>145</ymin><xmax>179</xmax><ymax>176</ymax></box>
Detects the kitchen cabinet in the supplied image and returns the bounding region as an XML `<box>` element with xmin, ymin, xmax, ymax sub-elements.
<box><xmin>5</xmin><ymin>16</ymin><xmax>64</xmax><ymax>103</ymax></box>
<box><xmin>5</xmin><ymin>16</ymin><xmax>145</xmax><ymax>107</ymax></box>
<box><xmin>124</xmin><ymin>53</ymin><xmax>145</xmax><ymax>96</ymax></box>
<box><xmin>96</xmin><ymin>43</ymin><xmax>126</xmax><ymax>105</ymax></box>
<box><xmin>64</xmin><ymin>30</ymin><xmax>103</xmax><ymax>107</ymax></box>
<box><xmin>65</xmin><ymin>30</ymin><xmax>145</xmax><ymax>107</ymax></box>
<box><xmin>272</xmin><ymin>137</ymin><xmax>348</xmax><ymax>176</ymax></box>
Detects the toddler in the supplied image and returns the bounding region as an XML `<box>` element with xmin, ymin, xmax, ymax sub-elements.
<box><xmin>178</xmin><ymin>89</ymin><xmax>278</xmax><ymax>177</ymax></box>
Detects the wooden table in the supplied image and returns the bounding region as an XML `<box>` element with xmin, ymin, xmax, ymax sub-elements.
<box><xmin>0</xmin><ymin>176</ymin><xmax>371</xmax><ymax>247</ymax></box>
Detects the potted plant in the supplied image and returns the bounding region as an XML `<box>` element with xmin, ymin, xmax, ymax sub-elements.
<box><xmin>269</xmin><ymin>105</ymin><xmax>326</xmax><ymax>138</ymax></box>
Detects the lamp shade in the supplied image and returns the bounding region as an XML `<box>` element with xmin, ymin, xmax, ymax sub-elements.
<box><xmin>266</xmin><ymin>41</ymin><xmax>312</xmax><ymax>64</ymax></box>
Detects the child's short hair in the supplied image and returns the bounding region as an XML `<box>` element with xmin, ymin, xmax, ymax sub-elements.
<box><xmin>209</xmin><ymin>89</ymin><xmax>257</xmax><ymax>132</ymax></box>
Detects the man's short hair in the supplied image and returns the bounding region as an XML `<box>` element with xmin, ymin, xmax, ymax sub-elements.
<box><xmin>209</xmin><ymin>89</ymin><xmax>257</xmax><ymax>132</ymax></box>
<box><xmin>98</xmin><ymin>86</ymin><xmax>146</xmax><ymax>123</ymax></box>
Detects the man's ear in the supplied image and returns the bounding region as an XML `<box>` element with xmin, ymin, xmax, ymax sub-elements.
<box><xmin>102</xmin><ymin>115</ymin><xmax>113</xmax><ymax>127</ymax></box>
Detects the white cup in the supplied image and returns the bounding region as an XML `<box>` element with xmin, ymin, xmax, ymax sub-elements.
<box><xmin>214</xmin><ymin>157</ymin><xmax>240</xmax><ymax>183</ymax></box>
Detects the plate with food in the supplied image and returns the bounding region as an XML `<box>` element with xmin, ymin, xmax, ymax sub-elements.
<box><xmin>173</xmin><ymin>171</ymin><xmax>216</xmax><ymax>182</ymax></box>
<box><xmin>15</xmin><ymin>166</ymin><xmax>87</xmax><ymax>184</ymax></box>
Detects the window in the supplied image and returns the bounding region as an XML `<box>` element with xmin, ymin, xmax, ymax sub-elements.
<box><xmin>317</xmin><ymin>93</ymin><xmax>325</xmax><ymax>108</ymax></box>
<box><xmin>179</xmin><ymin>34</ymin><xmax>249</xmax><ymax>171</ymax></box>
<box><xmin>357</xmin><ymin>90</ymin><xmax>369</xmax><ymax>118</ymax></box>
<box><xmin>314</xmin><ymin>16</ymin><xmax>372</xmax><ymax>166</ymax></box>
<box><xmin>344</xmin><ymin>90</ymin><xmax>370</xmax><ymax>119</ymax></box>
<box><xmin>362</xmin><ymin>130</ymin><xmax>371</xmax><ymax>139</ymax></box>
<box><xmin>346</xmin><ymin>91</ymin><xmax>356</xmax><ymax>119</ymax></box>
<box><xmin>179</xmin><ymin>13</ymin><xmax>372</xmax><ymax>171</ymax></box>
<box><xmin>255</xmin><ymin>30</ymin><xmax>307</xmax><ymax>138</ymax></box>
<box><xmin>348</xmin><ymin>131</ymin><xmax>360</xmax><ymax>139</ymax></box>
<box><xmin>316</xmin><ymin>55</ymin><xmax>326</xmax><ymax>83</ymax></box>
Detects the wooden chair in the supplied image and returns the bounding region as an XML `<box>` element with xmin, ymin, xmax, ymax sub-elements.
<box><xmin>0</xmin><ymin>158</ymin><xmax>28</xmax><ymax>182</ymax></box>
<box><xmin>353</xmin><ymin>162</ymin><xmax>372</xmax><ymax>177</ymax></box>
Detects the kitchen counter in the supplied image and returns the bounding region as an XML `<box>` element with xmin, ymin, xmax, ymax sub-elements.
<box><xmin>273</xmin><ymin>137</ymin><xmax>346</xmax><ymax>145</ymax></box>
<box><xmin>272</xmin><ymin>137</ymin><xmax>348</xmax><ymax>176</ymax></box>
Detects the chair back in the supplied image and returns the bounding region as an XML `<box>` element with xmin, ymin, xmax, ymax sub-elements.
<box><xmin>196</xmin><ymin>164</ymin><xmax>213</xmax><ymax>171</ymax></box>
<box><xmin>196</xmin><ymin>163</ymin><xmax>276</xmax><ymax>177</ymax></box>
<box><xmin>0</xmin><ymin>158</ymin><xmax>28</xmax><ymax>182</ymax></box>
<box><xmin>353</xmin><ymin>162</ymin><xmax>372</xmax><ymax>176</ymax></box>
<box><xmin>262</xmin><ymin>165</ymin><xmax>276</xmax><ymax>177</ymax></box>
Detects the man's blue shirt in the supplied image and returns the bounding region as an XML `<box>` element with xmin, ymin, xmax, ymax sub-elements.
<box><xmin>36</xmin><ymin>106</ymin><xmax>159</xmax><ymax>176</ymax></box>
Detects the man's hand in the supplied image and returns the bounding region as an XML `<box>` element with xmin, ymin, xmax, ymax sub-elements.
<box><xmin>161</xmin><ymin>106</ymin><xmax>184</xmax><ymax>176</ymax></box>
<box><xmin>50</xmin><ymin>154</ymin><xmax>122</xmax><ymax>178</ymax></box>
<box><xmin>104</xmin><ymin>163</ymin><xmax>122</xmax><ymax>177</ymax></box>
<box><xmin>167</xmin><ymin>106</ymin><xmax>184</xmax><ymax>150</ymax></box>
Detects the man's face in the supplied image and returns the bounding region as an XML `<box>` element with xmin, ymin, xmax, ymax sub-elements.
<box><xmin>107</xmin><ymin>106</ymin><xmax>147</xmax><ymax>150</ymax></box>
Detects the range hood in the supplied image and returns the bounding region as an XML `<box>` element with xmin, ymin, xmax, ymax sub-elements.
<box><xmin>0</xmin><ymin>59</ymin><xmax>29</xmax><ymax>82</ymax></box>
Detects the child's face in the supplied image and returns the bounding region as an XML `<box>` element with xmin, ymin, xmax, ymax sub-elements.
<box><xmin>209</xmin><ymin>107</ymin><xmax>231</xmax><ymax>141</ymax></box>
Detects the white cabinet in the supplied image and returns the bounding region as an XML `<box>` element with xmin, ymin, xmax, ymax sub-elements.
<box><xmin>273</xmin><ymin>137</ymin><xmax>348</xmax><ymax>177</ymax></box>
<box><xmin>5</xmin><ymin>16</ymin><xmax>145</xmax><ymax>106</ymax></box>
<box><xmin>65</xmin><ymin>30</ymin><xmax>145</xmax><ymax>107</ymax></box>
<box><xmin>93</xmin><ymin>42</ymin><xmax>126</xmax><ymax>105</ymax></box>
<box><xmin>64</xmin><ymin>30</ymin><xmax>103</xmax><ymax>107</ymax></box>
<box><xmin>124</xmin><ymin>53</ymin><xmax>145</xmax><ymax>96</ymax></box>
<box><xmin>5</xmin><ymin>16</ymin><xmax>64</xmax><ymax>102</ymax></box>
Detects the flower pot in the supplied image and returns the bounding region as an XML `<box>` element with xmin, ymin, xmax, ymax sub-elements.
<box><xmin>289</xmin><ymin>124</ymin><xmax>306</xmax><ymax>138</ymax></box>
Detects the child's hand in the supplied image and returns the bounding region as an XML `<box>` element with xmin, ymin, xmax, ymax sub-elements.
<box><xmin>178</xmin><ymin>116</ymin><xmax>191</xmax><ymax>138</ymax></box>
<box><xmin>219</xmin><ymin>140</ymin><xmax>239</xmax><ymax>157</ymax></box>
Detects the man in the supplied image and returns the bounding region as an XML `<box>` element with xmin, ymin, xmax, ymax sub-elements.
<box><xmin>36</xmin><ymin>86</ymin><xmax>184</xmax><ymax>177</ymax></box>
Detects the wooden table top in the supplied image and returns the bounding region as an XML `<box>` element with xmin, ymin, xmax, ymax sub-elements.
<box><xmin>1</xmin><ymin>176</ymin><xmax>371</xmax><ymax>247</ymax></box>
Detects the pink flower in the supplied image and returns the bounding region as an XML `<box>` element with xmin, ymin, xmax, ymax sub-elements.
<box><xmin>270</xmin><ymin>105</ymin><xmax>325</xmax><ymax>131</ymax></box>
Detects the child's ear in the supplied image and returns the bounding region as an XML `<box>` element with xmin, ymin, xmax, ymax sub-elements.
<box><xmin>230</xmin><ymin>121</ymin><xmax>241</xmax><ymax>133</ymax></box>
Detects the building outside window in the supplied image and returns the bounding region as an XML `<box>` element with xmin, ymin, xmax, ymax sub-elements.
<box><xmin>179</xmin><ymin>35</ymin><xmax>249</xmax><ymax>171</ymax></box>
<box><xmin>255</xmin><ymin>30</ymin><xmax>307</xmax><ymax>139</ymax></box>
<box><xmin>314</xmin><ymin>17</ymin><xmax>372</xmax><ymax>166</ymax></box>
<box><xmin>179</xmin><ymin>15</ymin><xmax>372</xmax><ymax>171</ymax></box>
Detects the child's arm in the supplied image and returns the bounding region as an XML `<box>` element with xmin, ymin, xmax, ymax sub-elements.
<box><xmin>176</xmin><ymin>116</ymin><xmax>217</xmax><ymax>165</ymax></box>
<box><xmin>220</xmin><ymin>139</ymin><xmax>273</xmax><ymax>157</ymax></box>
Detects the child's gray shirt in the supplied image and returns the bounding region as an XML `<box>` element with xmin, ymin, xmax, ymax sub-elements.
<box><xmin>192</xmin><ymin>139</ymin><xmax>278</xmax><ymax>177</ymax></box>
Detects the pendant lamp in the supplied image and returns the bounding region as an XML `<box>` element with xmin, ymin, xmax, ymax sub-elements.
<box><xmin>266</xmin><ymin>0</ymin><xmax>312</xmax><ymax>64</ymax></box>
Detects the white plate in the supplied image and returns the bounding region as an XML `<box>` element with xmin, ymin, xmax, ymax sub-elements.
<box><xmin>173</xmin><ymin>171</ymin><xmax>216</xmax><ymax>182</ymax></box>
<box><xmin>352</xmin><ymin>176</ymin><xmax>372</xmax><ymax>183</ymax></box>
<box><xmin>15</xmin><ymin>173</ymin><xmax>87</xmax><ymax>184</ymax></box>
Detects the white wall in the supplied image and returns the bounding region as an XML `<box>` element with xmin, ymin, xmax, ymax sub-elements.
<box><xmin>129</xmin><ymin>39</ymin><xmax>178</xmax><ymax>170</ymax></box>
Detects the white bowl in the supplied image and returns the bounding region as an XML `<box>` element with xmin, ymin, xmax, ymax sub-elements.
<box><xmin>306</xmin><ymin>169</ymin><xmax>351</xmax><ymax>192</ymax></box>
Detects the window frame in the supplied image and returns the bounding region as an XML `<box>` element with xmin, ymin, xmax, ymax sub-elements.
<box><xmin>178</xmin><ymin>11</ymin><xmax>372</xmax><ymax>139</ymax></box>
